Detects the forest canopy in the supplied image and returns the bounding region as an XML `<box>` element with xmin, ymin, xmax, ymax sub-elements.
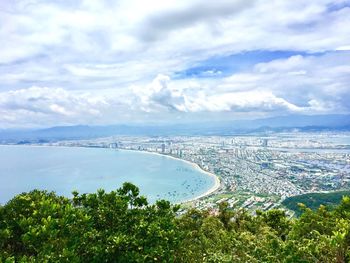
<box><xmin>283</xmin><ymin>190</ymin><xmax>350</xmax><ymax>216</ymax></box>
<box><xmin>1</xmin><ymin>183</ymin><xmax>350</xmax><ymax>262</ymax></box>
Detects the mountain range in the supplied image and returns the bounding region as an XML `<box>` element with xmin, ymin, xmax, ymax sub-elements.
<box><xmin>1</xmin><ymin>114</ymin><xmax>349</xmax><ymax>143</ymax></box>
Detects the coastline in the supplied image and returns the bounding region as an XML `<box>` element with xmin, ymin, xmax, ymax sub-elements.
<box><xmin>0</xmin><ymin>144</ymin><xmax>221</xmax><ymax>203</ymax></box>
<box><xmin>122</xmin><ymin>148</ymin><xmax>221</xmax><ymax>203</ymax></box>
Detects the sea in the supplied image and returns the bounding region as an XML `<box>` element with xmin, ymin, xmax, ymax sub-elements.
<box><xmin>0</xmin><ymin>145</ymin><xmax>216</xmax><ymax>204</ymax></box>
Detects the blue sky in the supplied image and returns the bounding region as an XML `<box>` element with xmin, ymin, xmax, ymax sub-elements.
<box><xmin>0</xmin><ymin>0</ymin><xmax>350</xmax><ymax>128</ymax></box>
<box><xmin>174</xmin><ymin>51</ymin><xmax>313</xmax><ymax>79</ymax></box>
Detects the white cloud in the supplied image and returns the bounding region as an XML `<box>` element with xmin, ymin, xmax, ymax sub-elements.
<box><xmin>3</xmin><ymin>50</ymin><xmax>350</xmax><ymax>127</ymax></box>
<box><xmin>2</xmin><ymin>0</ymin><xmax>350</xmax><ymax>67</ymax></box>
<box><xmin>134</xmin><ymin>52</ymin><xmax>350</xmax><ymax>115</ymax></box>
<box><xmin>0</xmin><ymin>87</ymin><xmax>108</xmax><ymax>127</ymax></box>
<box><xmin>1</xmin><ymin>0</ymin><xmax>350</xmax><ymax>126</ymax></box>
<box><xmin>1</xmin><ymin>49</ymin><xmax>350</xmax><ymax>128</ymax></box>
<box><xmin>133</xmin><ymin>75</ymin><xmax>303</xmax><ymax>114</ymax></box>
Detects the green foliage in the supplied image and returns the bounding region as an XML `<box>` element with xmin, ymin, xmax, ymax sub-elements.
<box><xmin>1</xmin><ymin>184</ymin><xmax>350</xmax><ymax>262</ymax></box>
<box><xmin>0</xmin><ymin>183</ymin><xmax>181</xmax><ymax>262</ymax></box>
<box><xmin>282</xmin><ymin>190</ymin><xmax>350</xmax><ymax>216</ymax></box>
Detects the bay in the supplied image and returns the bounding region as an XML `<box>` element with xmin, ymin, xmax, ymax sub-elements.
<box><xmin>0</xmin><ymin>145</ymin><xmax>216</xmax><ymax>204</ymax></box>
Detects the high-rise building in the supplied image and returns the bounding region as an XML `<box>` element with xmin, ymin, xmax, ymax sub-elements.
<box><xmin>109</xmin><ymin>143</ymin><xmax>118</xmax><ymax>148</ymax></box>
<box><xmin>262</xmin><ymin>139</ymin><xmax>268</xmax><ymax>147</ymax></box>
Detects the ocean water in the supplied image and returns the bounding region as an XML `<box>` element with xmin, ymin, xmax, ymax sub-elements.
<box><xmin>0</xmin><ymin>145</ymin><xmax>215</xmax><ymax>204</ymax></box>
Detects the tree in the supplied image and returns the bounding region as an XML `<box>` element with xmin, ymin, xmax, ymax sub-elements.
<box><xmin>2</xmin><ymin>183</ymin><xmax>350</xmax><ymax>262</ymax></box>
<box><xmin>0</xmin><ymin>183</ymin><xmax>181</xmax><ymax>262</ymax></box>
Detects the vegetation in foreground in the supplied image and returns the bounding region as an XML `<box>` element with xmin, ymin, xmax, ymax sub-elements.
<box><xmin>1</xmin><ymin>183</ymin><xmax>350</xmax><ymax>262</ymax></box>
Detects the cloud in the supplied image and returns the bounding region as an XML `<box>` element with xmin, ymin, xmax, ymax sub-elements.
<box><xmin>190</xmin><ymin>92</ymin><xmax>302</xmax><ymax>113</ymax></box>
<box><xmin>137</xmin><ymin>0</ymin><xmax>256</xmax><ymax>42</ymax></box>
<box><xmin>2</xmin><ymin>51</ymin><xmax>350</xmax><ymax>128</ymax></box>
<box><xmin>134</xmin><ymin>51</ymin><xmax>350</xmax><ymax>115</ymax></box>
<box><xmin>1</xmin><ymin>50</ymin><xmax>350</xmax><ymax>127</ymax></box>
<box><xmin>133</xmin><ymin>75</ymin><xmax>302</xmax><ymax>114</ymax></box>
<box><xmin>2</xmin><ymin>0</ymin><xmax>350</xmax><ymax>71</ymax></box>
<box><xmin>134</xmin><ymin>75</ymin><xmax>282</xmax><ymax>112</ymax></box>
<box><xmin>0</xmin><ymin>87</ymin><xmax>108</xmax><ymax>127</ymax></box>
<box><xmin>1</xmin><ymin>0</ymin><xmax>350</xmax><ymax>127</ymax></box>
<box><xmin>133</xmin><ymin>74</ymin><xmax>186</xmax><ymax>112</ymax></box>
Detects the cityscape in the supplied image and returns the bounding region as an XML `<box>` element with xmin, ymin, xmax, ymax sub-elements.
<box><xmin>42</xmin><ymin>132</ymin><xmax>350</xmax><ymax>217</ymax></box>
<box><xmin>2</xmin><ymin>0</ymin><xmax>350</xmax><ymax>260</ymax></box>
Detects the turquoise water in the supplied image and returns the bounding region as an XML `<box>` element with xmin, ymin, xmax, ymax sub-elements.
<box><xmin>0</xmin><ymin>146</ymin><xmax>215</xmax><ymax>204</ymax></box>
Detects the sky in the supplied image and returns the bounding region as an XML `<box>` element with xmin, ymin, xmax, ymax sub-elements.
<box><xmin>0</xmin><ymin>0</ymin><xmax>350</xmax><ymax>128</ymax></box>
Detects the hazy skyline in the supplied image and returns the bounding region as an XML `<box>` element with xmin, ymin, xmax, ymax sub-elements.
<box><xmin>1</xmin><ymin>0</ymin><xmax>350</xmax><ymax>128</ymax></box>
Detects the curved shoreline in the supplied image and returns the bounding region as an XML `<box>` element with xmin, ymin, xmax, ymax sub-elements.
<box><xmin>0</xmin><ymin>144</ymin><xmax>221</xmax><ymax>203</ymax></box>
<box><xmin>121</xmin><ymin>149</ymin><xmax>221</xmax><ymax>203</ymax></box>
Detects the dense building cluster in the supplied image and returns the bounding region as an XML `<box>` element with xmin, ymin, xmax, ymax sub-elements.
<box><xmin>50</xmin><ymin>132</ymin><xmax>350</xmax><ymax>214</ymax></box>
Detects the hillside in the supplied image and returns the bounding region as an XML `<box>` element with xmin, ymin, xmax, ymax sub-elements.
<box><xmin>1</xmin><ymin>183</ymin><xmax>350</xmax><ymax>262</ymax></box>
<box><xmin>282</xmin><ymin>190</ymin><xmax>350</xmax><ymax>216</ymax></box>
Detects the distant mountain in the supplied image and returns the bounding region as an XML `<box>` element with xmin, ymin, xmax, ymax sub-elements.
<box><xmin>0</xmin><ymin>114</ymin><xmax>349</xmax><ymax>143</ymax></box>
<box><xmin>237</xmin><ymin>114</ymin><xmax>350</xmax><ymax>129</ymax></box>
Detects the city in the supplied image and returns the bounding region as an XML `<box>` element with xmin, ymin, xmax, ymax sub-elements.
<box><xmin>45</xmin><ymin>132</ymin><xmax>350</xmax><ymax>217</ymax></box>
